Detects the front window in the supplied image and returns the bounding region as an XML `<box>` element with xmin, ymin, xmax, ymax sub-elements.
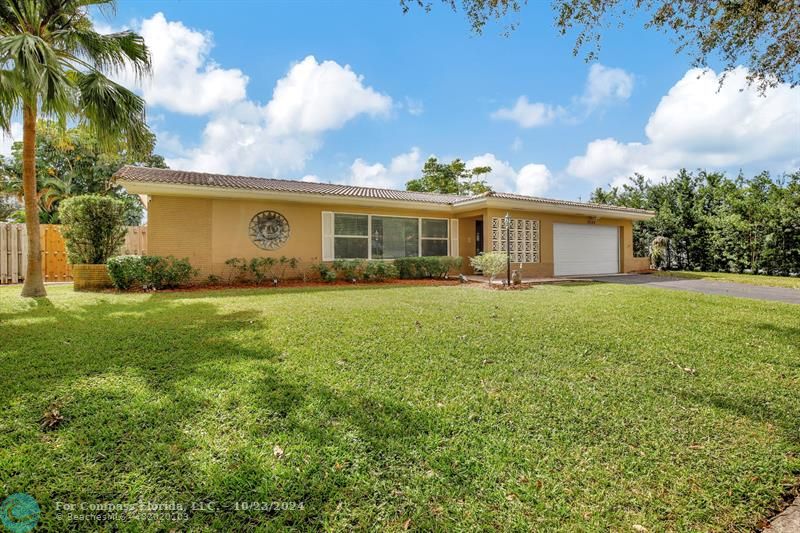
<box><xmin>371</xmin><ymin>216</ymin><xmax>419</xmax><ymax>259</ymax></box>
<box><xmin>332</xmin><ymin>214</ymin><xmax>449</xmax><ymax>259</ymax></box>
<box><xmin>421</xmin><ymin>219</ymin><xmax>449</xmax><ymax>256</ymax></box>
<box><xmin>334</xmin><ymin>214</ymin><xmax>368</xmax><ymax>259</ymax></box>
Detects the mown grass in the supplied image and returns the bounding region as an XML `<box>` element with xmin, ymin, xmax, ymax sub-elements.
<box><xmin>654</xmin><ymin>270</ymin><xmax>800</xmax><ymax>289</ymax></box>
<box><xmin>0</xmin><ymin>283</ymin><xmax>798</xmax><ymax>531</ymax></box>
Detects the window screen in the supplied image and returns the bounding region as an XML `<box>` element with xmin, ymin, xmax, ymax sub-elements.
<box><xmin>371</xmin><ymin>216</ymin><xmax>419</xmax><ymax>259</ymax></box>
<box><xmin>421</xmin><ymin>218</ymin><xmax>448</xmax><ymax>256</ymax></box>
<box><xmin>334</xmin><ymin>214</ymin><xmax>368</xmax><ymax>258</ymax></box>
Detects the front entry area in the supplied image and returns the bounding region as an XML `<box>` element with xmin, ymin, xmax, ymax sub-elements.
<box><xmin>553</xmin><ymin>223</ymin><xmax>620</xmax><ymax>276</ymax></box>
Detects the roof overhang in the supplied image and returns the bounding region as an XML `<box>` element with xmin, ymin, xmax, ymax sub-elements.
<box><xmin>452</xmin><ymin>197</ymin><xmax>655</xmax><ymax>220</ymax></box>
<box><xmin>117</xmin><ymin>180</ymin><xmax>454</xmax><ymax>212</ymax></box>
<box><xmin>118</xmin><ymin>180</ymin><xmax>656</xmax><ymax>221</ymax></box>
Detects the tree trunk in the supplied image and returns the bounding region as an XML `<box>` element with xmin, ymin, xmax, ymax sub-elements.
<box><xmin>20</xmin><ymin>104</ymin><xmax>46</xmax><ymax>298</ymax></box>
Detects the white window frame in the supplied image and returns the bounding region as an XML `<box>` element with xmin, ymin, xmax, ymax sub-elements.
<box><xmin>420</xmin><ymin>218</ymin><xmax>450</xmax><ymax>257</ymax></box>
<box><xmin>329</xmin><ymin>212</ymin><xmax>451</xmax><ymax>260</ymax></box>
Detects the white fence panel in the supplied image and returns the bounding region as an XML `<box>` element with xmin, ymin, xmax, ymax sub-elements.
<box><xmin>0</xmin><ymin>223</ymin><xmax>24</xmax><ymax>284</ymax></box>
<box><xmin>0</xmin><ymin>224</ymin><xmax>146</xmax><ymax>284</ymax></box>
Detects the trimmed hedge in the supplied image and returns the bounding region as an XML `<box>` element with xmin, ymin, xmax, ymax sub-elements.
<box><xmin>60</xmin><ymin>195</ymin><xmax>128</xmax><ymax>264</ymax></box>
<box><xmin>332</xmin><ymin>259</ymin><xmax>366</xmax><ymax>281</ymax></box>
<box><xmin>363</xmin><ymin>261</ymin><xmax>398</xmax><ymax>281</ymax></box>
<box><xmin>394</xmin><ymin>256</ymin><xmax>462</xmax><ymax>279</ymax></box>
<box><xmin>107</xmin><ymin>255</ymin><xmax>144</xmax><ymax>290</ymax></box>
<box><xmin>107</xmin><ymin>255</ymin><xmax>196</xmax><ymax>290</ymax></box>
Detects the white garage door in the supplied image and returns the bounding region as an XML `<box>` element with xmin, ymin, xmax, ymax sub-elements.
<box><xmin>553</xmin><ymin>223</ymin><xmax>619</xmax><ymax>276</ymax></box>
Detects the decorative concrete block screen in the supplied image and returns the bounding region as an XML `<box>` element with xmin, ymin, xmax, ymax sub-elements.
<box><xmin>490</xmin><ymin>217</ymin><xmax>540</xmax><ymax>263</ymax></box>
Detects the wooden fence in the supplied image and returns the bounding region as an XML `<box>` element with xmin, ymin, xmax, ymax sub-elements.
<box><xmin>0</xmin><ymin>224</ymin><xmax>146</xmax><ymax>284</ymax></box>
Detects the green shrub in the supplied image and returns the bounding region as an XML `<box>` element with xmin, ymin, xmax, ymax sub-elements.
<box><xmin>363</xmin><ymin>261</ymin><xmax>398</xmax><ymax>282</ymax></box>
<box><xmin>60</xmin><ymin>195</ymin><xmax>128</xmax><ymax>264</ymax></box>
<box><xmin>106</xmin><ymin>255</ymin><xmax>195</xmax><ymax>290</ymax></box>
<box><xmin>139</xmin><ymin>256</ymin><xmax>196</xmax><ymax>290</ymax></box>
<box><xmin>310</xmin><ymin>262</ymin><xmax>336</xmax><ymax>282</ymax></box>
<box><xmin>249</xmin><ymin>257</ymin><xmax>277</xmax><ymax>284</ymax></box>
<box><xmin>332</xmin><ymin>259</ymin><xmax>365</xmax><ymax>281</ymax></box>
<box><xmin>445</xmin><ymin>256</ymin><xmax>463</xmax><ymax>275</ymax></box>
<box><xmin>394</xmin><ymin>256</ymin><xmax>463</xmax><ymax>279</ymax></box>
<box><xmin>277</xmin><ymin>256</ymin><xmax>299</xmax><ymax>281</ymax></box>
<box><xmin>469</xmin><ymin>252</ymin><xmax>507</xmax><ymax>282</ymax></box>
<box><xmin>107</xmin><ymin>255</ymin><xmax>144</xmax><ymax>290</ymax></box>
<box><xmin>224</xmin><ymin>256</ymin><xmax>300</xmax><ymax>284</ymax></box>
<box><xmin>394</xmin><ymin>257</ymin><xmax>418</xmax><ymax>279</ymax></box>
<box><xmin>224</xmin><ymin>257</ymin><xmax>248</xmax><ymax>283</ymax></box>
<box><xmin>650</xmin><ymin>236</ymin><xmax>670</xmax><ymax>270</ymax></box>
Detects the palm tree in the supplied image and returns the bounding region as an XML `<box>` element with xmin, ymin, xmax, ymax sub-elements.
<box><xmin>41</xmin><ymin>174</ymin><xmax>75</xmax><ymax>215</ymax></box>
<box><xmin>0</xmin><ymin>0</ymin><xmax>151</xmax><ymax>297</ymax></box>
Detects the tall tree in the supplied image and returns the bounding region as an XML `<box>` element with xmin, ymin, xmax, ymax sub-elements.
<box><xmin>1</xmin><ymin>121</ymin><xmax>166</xmax><ymax>224</ymax></box>
<box><xmin>401</xmin><ymin>0</ymin><xmax>800</xmax><ymax>91</ymax></box>
<box><xmin>0</xmin><ymin>0</ymin><xmax>151</xmax><ymax>297</ymax></box>
<box><xmin>406</xmin><ymin>156</ymin><xmax>492</xmax><ymax>195</ymax></box>
<box><xmin>593</xmin><ymin>169</ymin><xmax>800</xmax><ymax>275</ymax></box>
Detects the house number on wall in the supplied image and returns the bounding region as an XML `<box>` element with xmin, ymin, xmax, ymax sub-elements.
<box><xmin>248</xmin><ymin>210</ymin><xmax>290</xmax><ymax>250</ymax></box>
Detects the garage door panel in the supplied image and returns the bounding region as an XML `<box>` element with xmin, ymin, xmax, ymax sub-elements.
<box><xmin>554</xmin><ymin>224</ymin><xmax>619</xmax><ymax>276</ymax></box>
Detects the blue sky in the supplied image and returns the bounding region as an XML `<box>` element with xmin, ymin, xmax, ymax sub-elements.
<box><xmin>84</xmin><ymin>0</ymin><xmax>800</xmax><ymax>200</ymax></box>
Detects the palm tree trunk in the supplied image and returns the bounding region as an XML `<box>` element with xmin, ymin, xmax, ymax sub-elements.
<box><xmin>20</xmin><ymin>103</ymin><xmax>46</xmax><ymax>298</ymax></box>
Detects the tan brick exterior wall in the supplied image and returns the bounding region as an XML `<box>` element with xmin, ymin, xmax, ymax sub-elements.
<box><xmin>148</xmin><ymin>196</ymin><xmax>213</xmax><ymax>276</ymax></box>
<box><xmin>480</xmin><ymin>208</ymin><xmax>639</xmax><ymax>278</ymax></box>
<box><xmin>72</xmin><ymin>264</ymin><xmax>112</xmax><ymax>290</ymax></box>
<box><xmin>146</xmin><ymin>195</ymin><xmax>646</xmax><ymax>279</ymax></box>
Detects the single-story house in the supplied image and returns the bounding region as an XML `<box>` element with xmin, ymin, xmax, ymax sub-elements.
<box><xmin>114</xmin><ymin>166</ymin><xmax>655</xmax><ymax>279</ymax></box>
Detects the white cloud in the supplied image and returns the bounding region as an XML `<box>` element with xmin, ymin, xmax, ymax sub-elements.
<box><xmin>328</xmin><ymin>149</ymin><xmax>554</xmax><ymax>196</ymax></box>
<box><xmin>491</xmin><ymin>64</ymin><xmax>632</xmax><ymax>127</ymax></box>
<box><xmin>265</xmin><ymin>56</ymin><xmax>391</xmax><ymax>135</ymax></box>
<box><xmin>490</xmin><ymin>96</ymin><xmax>564</xmax><ymax>128</ymax></box>
<box><xmin>163</xmin><ymin>54</ymin><xmax>392</xmax><ymax>176</ymax></box>
<box><xmin>580</xmin><ymin>64</ymin><xmax>634</xmax><ymax>109</ymax></box>
<box><xmin>465</xmin><ymin>153</ymin><xmax>552</xmax><ymax>196</ymax></box>
<box><xmin>125</xmin><ymin>13</ymin><xmax>248</xmax><ymax>115</ymax></box>
<box><xmin>516</xmin><ymin>164</ymin><xmax>553</xmax><ymax>196</ymax></box>
<box><xmin>511</xmin><ymin>137</ymin><xmax>523</xmax><ymax>152</ymax></box>
<box><xmin>567</xmin><ymin>67</ymin><xmax>800</xmax><ymax>185</ymax></box>
<box><xmin>125</xmin><ymin>15</ymin><xmax>394</xmax><ymax>177</ymax></box>
<box><xmin>404</xmin><ymin>97</ymin><xmax>424</xmax><ymax>116</ymax></box>
<box><xmin>347</xmin><ymin>147</ymin><xmax>422</xmax><ymax>189</ymax></box>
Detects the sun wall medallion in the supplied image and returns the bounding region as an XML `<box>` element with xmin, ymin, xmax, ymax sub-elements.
<box><xmin>248</xmin><ymin>210</ymin><xmax>290</xmax><ymax>250</ymax></box>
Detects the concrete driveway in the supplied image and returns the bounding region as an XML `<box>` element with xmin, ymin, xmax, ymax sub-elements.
<box><xmin>590</xmin><ymin>274</ymin><xmax>800</xmax><ymax>304</ymax></box>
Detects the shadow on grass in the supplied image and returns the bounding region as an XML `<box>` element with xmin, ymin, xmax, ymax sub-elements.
<box><xmin>755</xmin><ymin>323</ymin><xmax>800</xmax><ymax>348</ymax></box>
<box><xmin>0</xmin><ymin>294</ymin><xmax>437</xmax><ymax>529</ymax></box>
<box><xmin>672</xmin><ymin>386</ymin><xmax>800</xmax><ymax>445</ymax></box>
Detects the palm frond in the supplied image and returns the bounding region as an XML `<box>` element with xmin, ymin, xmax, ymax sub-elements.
<box><xmin>0</xmin><ymin>69</ymin><xmax>22</xmax><ymax>131</ymax></box>
<box><xmin>0</xmin><ymin>34</ymin><xmax>73</xmax><ymax>114</ymax></box>
<box><xmin>54</xmin><ymin>28</ymin><xmax>150</xmax><ymax>80</ymax></box>
<box><xmin>73</xmin><ymin>70</ymin><xmax>149</xmax><ymax>155</ymax></box>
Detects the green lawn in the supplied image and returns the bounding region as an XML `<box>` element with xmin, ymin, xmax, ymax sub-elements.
<box><xmin>654</xmin><ymin>270</ymin><xmax>800</xmax><ymax>289</ymax></box>
<box><xmin>0</xmin><ymin>283</ymin><xmax>798</xmax><ymax>531</ymax></box>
